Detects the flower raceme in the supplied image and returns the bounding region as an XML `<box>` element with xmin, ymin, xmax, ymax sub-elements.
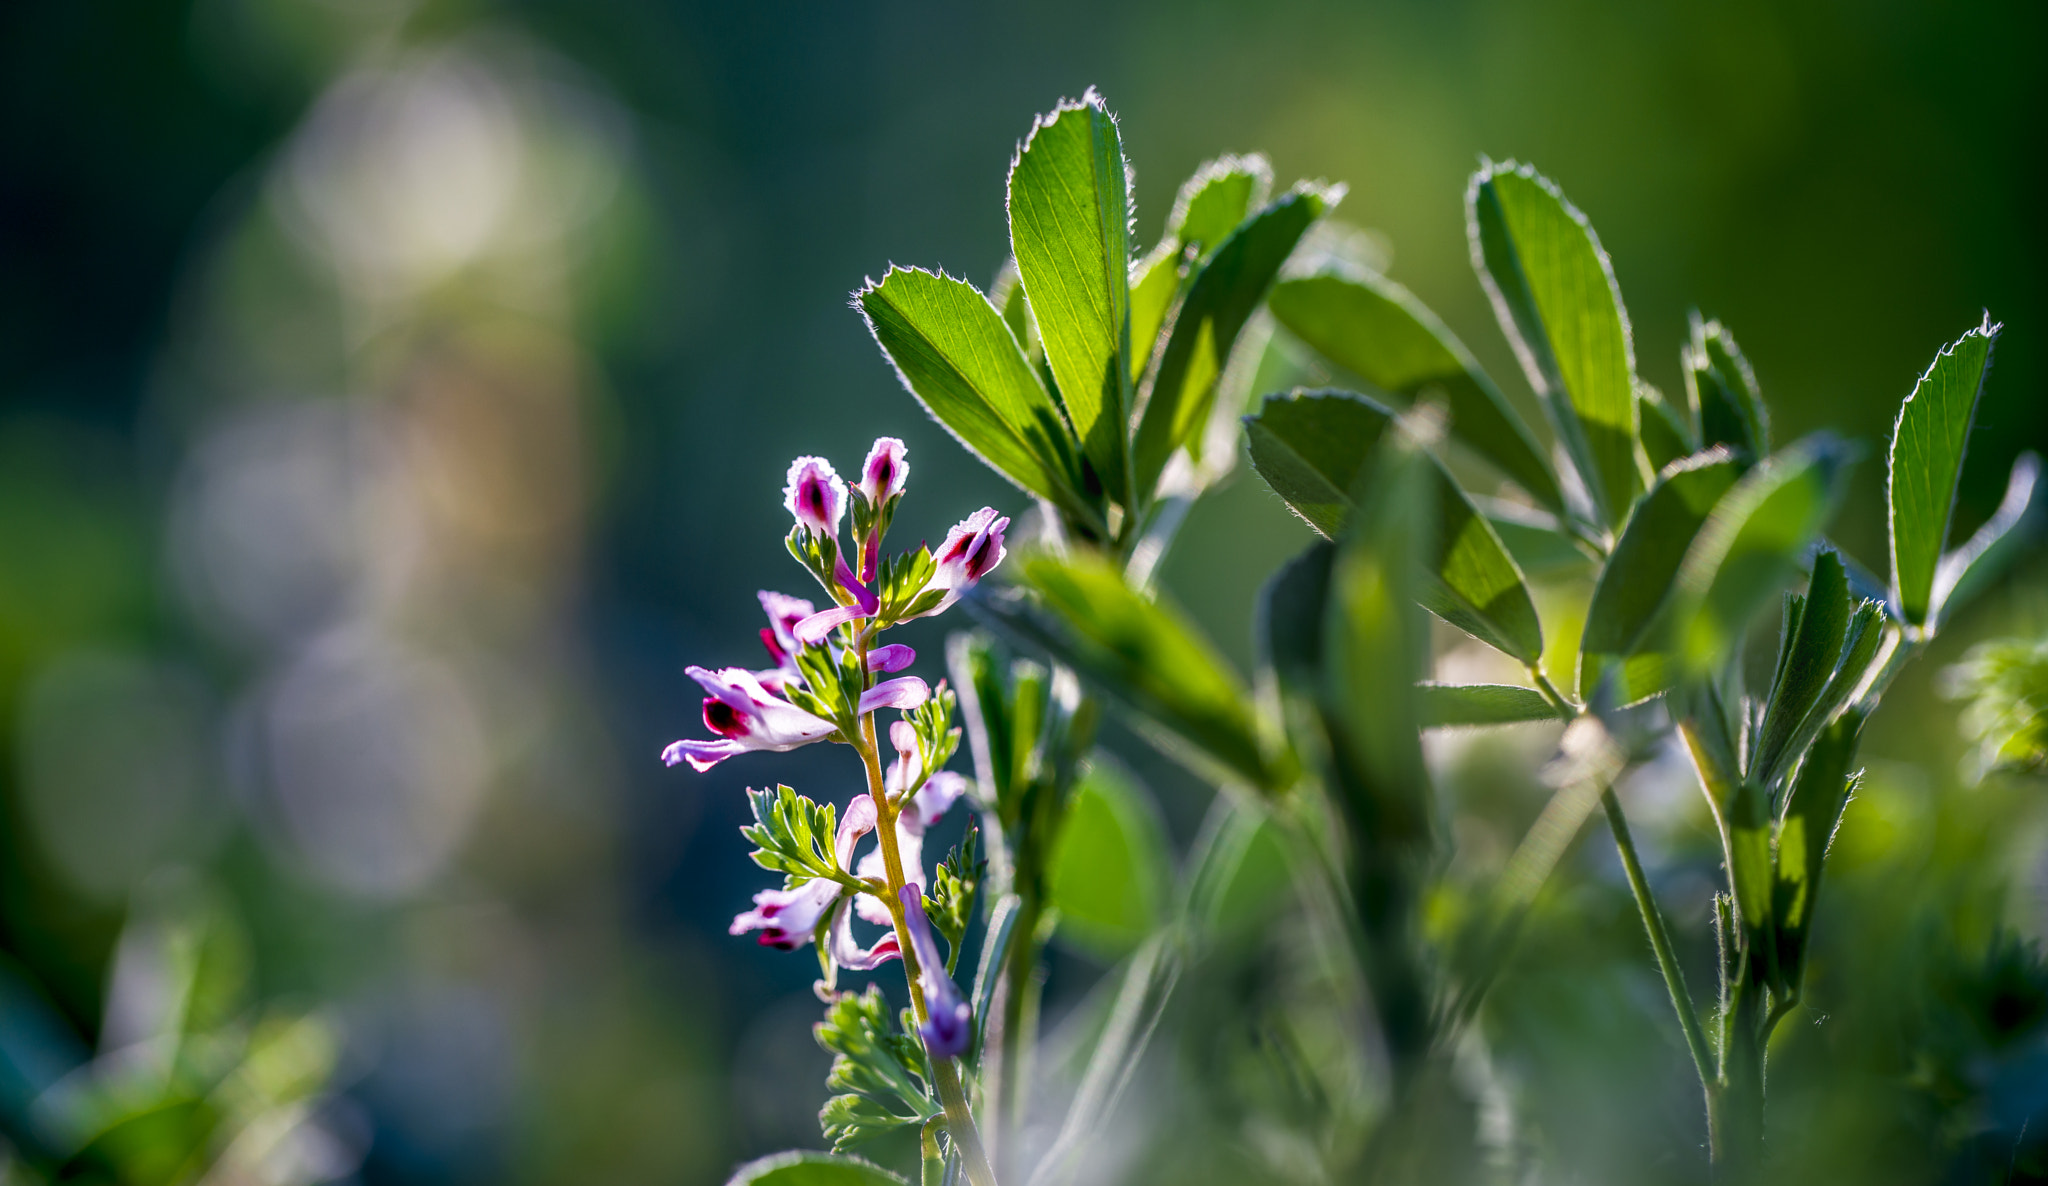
<box><xmin>663</xmin><ymin>438</ymin><xmax>998</xmax><ymax>1061</ymax></box>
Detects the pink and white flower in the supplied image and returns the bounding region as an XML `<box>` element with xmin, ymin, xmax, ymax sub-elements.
<box><xmin>918</xmin><ymin>507</ymin><xmax>1010</xmax><ymax>618</ymax></box>
<box><xmin>858</xmin><ymin>437</ymin><xmax>909</xmax><ymax>506</ymax></box>
<box><xmin>661</xmin><ymin>666</ymin><xmax>838</xmax><ymax>772</ymax></box>
<box><xmin>756</xmin><ymin>590</ymin><xmax>816</xmax><ymax>679</ymax></box>
<box><xmin>855</xmin><ymin>722</ymin><xmax>967</xmax><ymax>924</ymax></box>
<box><xmin>784</xmin><ymin>456</ymin><xmax>846</xmax><ymax>538</ymax></box>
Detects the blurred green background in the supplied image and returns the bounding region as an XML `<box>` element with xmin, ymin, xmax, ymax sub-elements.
<box><xmin>2</xmin><ymin>1</ymin><xmax>2044</xmax><ymax>1183</ymax></box>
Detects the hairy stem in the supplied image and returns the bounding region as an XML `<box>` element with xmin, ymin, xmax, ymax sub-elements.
<box><xmin>859</xmin><ymin>693</ymin><xmax>999</xmax><ymax>1186</ymax></box>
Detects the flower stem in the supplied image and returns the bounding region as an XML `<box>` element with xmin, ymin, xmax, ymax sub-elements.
<box><xmin>859</xmin><ymin>700</ymin><xmax>999</xmax><ymax>1186</ymax></box>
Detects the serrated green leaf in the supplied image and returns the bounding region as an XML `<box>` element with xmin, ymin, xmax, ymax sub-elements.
<box><xmin>725</xmin><ymin>1151</ymin><xmax>910</xmax><ymax>1186</ymax></box>
<box><xmin>1749</xmin><ymin>551</ymin><xmax>1852</xmax><ymax>787</ymax></box>
<box><xmin>858</xmin><ymin>267</ymin><xmax>1092</xmax><ymax>526</ymax></box>
<box><xmin>1243</xmin><ymin>388</ymin><xmax>1393</xmax><ymax>536</ymax></box>
<box><xmin>1132</xmin><ymin>184</ymin><xmax>1336</xmax><ymax>493</ymax></box>
<box><xmin>972</xmin><ymin>553</ymin><xmax>1282</xmax><ymax>791</ymax></box>
<box><xmin>1169</xmin><ymin>154</ymin><xmax>1272</xmax><ymax>252</ymax></box>
<box><xmin>1579</xmin><ymin>451</ymin><xmax>1742</xmax><ymax>702</ymax></box>
<box><xmin>1246</xmin><ymin>390</ymin><xmax>1544</xmax><ymax>664</ymax></box>
<box><xmin>1267</xmin><ymin>270</ymin><xmax>1563</xmax><ymax>513</ymax></box>
<box><xmin>1418</xmin><ymin>683</ymin><xmax>1566</xmax><ymax>728</ymax></box>
<box><xmin>1687</xmin><ymin>316</ymin><xmax>1768</xmax><ymax>462</ymax></box>
<box><xmin>1469</xmin><ymin>162</ymin><xmax>1644</xmax><ymax>530</ymax></box>
<box><xmin>1048</xmin><ymin>763</ymin><xmax>1170</xmax><ymax>957</ymax></box>
<box><xmin>1933</xmin><ymin>451</ymin><xmax>2041</xmax><ymax>625</ymax></box>
<box><xmin>1009</xmin><ymin>92</ymin><xmax>1134</xmax><ymax>501</ymax></box>
<box><xmin>1890</xmin><ymin>317</ymin><xmax>2000</xmax><ymax>625</ymax></box>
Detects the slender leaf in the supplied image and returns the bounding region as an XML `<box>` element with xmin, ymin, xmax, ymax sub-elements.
<box><xmin>1126</xmin><ymin>241</ymin><xmax>1184</xmax><ymax>383</ymax></box>
<box><xmin>1048</xmin><ymin>763</ymin><xmax>1171</xmax><ymax>957</ymax></box>
<box><xmin>1758</xmin><ymin>599</ymin><xmax>1884</xmax><ymax>794</ymax></box>
<box><xmin>1889</xmin><ymin>316</ymin><xmax>2001</xmax><ymax>625</ymax></box>
<box><xmin>1469</xmin><ymin>161</ymin><xmax>1644</xmax><ymax>529</ymax></box>
<box><xmin>1009</xmin><ymin>91</ymin><xmax>1135</xmax><ymax>501</ymax></box>
<box><xmin>1749</xmin><ymin>551</ymin><xmax>1852</xmax><ymax>785</ymax></box>
<box><xmin>1268</xmin><ymin>269</ymin><xmax>1563</xmax><ymax>513</ymax></box>
<box><xmin>1133</xmin><ymin>184</ymin><xmax>1336</xmax><ymax>492</ymax></box>
<box><xmin>1578</xmin><ymin>450</ymin><xmax>1742</xmax><ymax>701</ymax></box>
<box><xmin>1480</xmin><ymin>500</ymin><xmax>1595</xmax><ymax>578</ymax></box>
<box><xmin>858</xmin><ymin>267</ymin><xmax>1092</xmax><ymax>524</ymax></box>
<box><xmin>1257</xmin><ymin>540</ymin><xmax>1337</xmax><ymax>693</ymax></box>
<box><xmin>726</xmin><ymin>1152</ymin><xmax>909</xmax><ymax>1186</ymax></box>
<box><xmin>1419</xmin><ymin>683</ymin><xmax>1566</xmax><ymax>728</ymax></box>
<box><xmin>1772</xmin><ymin>710</ymin><xmax>1865</xmax><ymax>993</ymax></box>
<box><xmin>1933</xmin><ymin>450</ymin><xmax>2040</xmax><ymax>627</ymax></box>
<box><xmin>1246</xmin><ymin>390</ymin><xmax>1544</xmax><ymax>663</ymax></box>
<box><xmin>1687</xmin><ymin>315</ymin><xmax>1768</xmax><ymax>461</ymax></box>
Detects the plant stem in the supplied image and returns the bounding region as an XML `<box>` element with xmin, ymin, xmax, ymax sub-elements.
<box><xmin>1601</xmin><ymin>788</ymin><xmax>1719</xmax><ymax>1128</ymax></box>
<box><xmin>859</xmin><ymin>696</ymin><xmax>1000</xmax><ymax>1186</ymax></box>
<box><xmin>1528</xmin><ymin>665</ymin><xmax>1575</xmax><ymax>717</ymax></box>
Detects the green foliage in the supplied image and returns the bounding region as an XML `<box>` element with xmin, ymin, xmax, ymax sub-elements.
<box><xmin>725</xmin><ymin>1151</ymin><xmax>910</xmax><ymax>1186</ymax></box>
<box><xmin>1245</xmin><ymin>390</ymin><xmax>1545</xmax><ymax>665</ymax></box>
<box><xmin>857</xmin><ymin>266</ymin><xmax>1097</xmax><ymax>530</ymax></box>
<box><xmin>1470</xmin><ymin>161</ymin><xmax>1644</xmax><ymax>530</ymax></box>
<box><xmin>1009</xmin><ymin>90</ymin><xmax>1135</xmax><ymax>501</ymax></box>
<box><xmin>1132</xmin><ymin>183</ymin><xmax>1336</xmax><ymax>491</ymax></box>
<box><xmin>1686</xmin><ymin>316</ymin><xmax>1768</xmax><ymax>462</ymax></box>
<box><xmin>1889</xmin><ymin>316</ymin><xmax>2001</xmax><ymax>626</ymax></box>
<box><xmin>1749</xmin><ymin>552</ymin><xmax>1884</xmax><ymax>790</ymax></box>
<box><xmin>1947</xmin><ymin>631</ymin><xmax>2048</xmax><ymax>775</ymax></box>
<box><xmin>742</xmin><ymin>786</ymin><xmax>856</xmax><ymax>887</ymax></box>
<box><xmin>817</xmin><ymin>985</ymin><xmax>939</xmax><ymax>1152</ymax></box>
<box><xmin>1772</xmin><ymin>710</ymin><xmax>1866</xmax><ymax>994</ymax></box>
<box><xmin>1418</xmin><ymin>683</ymin><xmax>1566</xmax><ymax>727</ymax></box>
<box><xmin>982</xmin><ymin>551</ymin><xmax>1284</xmax><ymax>791</ymax></box>
<box><xmin>1047</xmin><ymin>763</ymin><xmax>1171</xmax><ymax>957</ymax></box>
<box><xmin>1267</xmin><ymin>269</ymin><xmax>1563</xmax><ymax>513</ymax></box>
<box><xmin>1578</xmin><ymin>451</ymin><xmax>1742</xmax><ymax>701</ymax></box>
<box><xmin>929</xmin><ymin>826</ymin><xmax>982</xmax><ymax>973</ymax></box>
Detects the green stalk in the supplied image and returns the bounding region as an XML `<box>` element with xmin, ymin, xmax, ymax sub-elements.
<box><xmin>1601</xmin><ymin>789</ymin><xmax>1720</xmax><ymax>1143</ymax></box>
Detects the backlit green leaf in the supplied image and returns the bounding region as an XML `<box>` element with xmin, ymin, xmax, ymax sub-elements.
<box><xmin>1133</xmin><ymin>184</ymin><xmax>1336</xmax><ymax>493</ymax></box>
<box><xmin>1246</xmin><ymin>390</ymin><xmax>1544</xmax><ymax>663</ymax></box>
<box><xmin>1268</xmin><ymin>269</ymin><xmax>1563</xmax><ymax>513</ymax></box>
<box><xmin>1009</xmin><ymin>91</ymin><xmax>1135</xmax><ymax>501</ymax></box>
<box><xmin>1168</xmin><ymin>154</ymin><xmax>1272</xmax><ymax>252</ymax></box>
<box><xmin>1772</xmin><ymin>710</ymin><xmax>1865</xmax><ymax>994</ymax></box>
<box><xmin>1579</xmin><ymin>451</ymin><xmax>1742</xmax><ymax>702</ymax></box>
<box><xmin>1686</xmin><ymin>316</ymin><xmax>1768</xmax><ymax>462</ymax></box>
<box><xmin>1470</xmin><ymin>162</ymin><xmax>1644</xmax><ymax>530</ymax></box>
<box><xmin>1048</xmin><ymin>762</ymin><xmax>1170</xmax><ymax>957</ymax></box>
<box><xmin>726</xmin><ymin>1151</ymin><xmax>910</xmax><ymax>1186</ymax></box>
<box><xmin>1418</xmin><ymin>683</ymin><xmax>1565</xmax><ymax>728</ymax></box>
<box><xmin>1749</xmin><ymin>550</ymin><xmax>1852</xmax><ymax>787</ymax></box>
<box><xmin>1889</xmin><ymin>316</ymin><xmax>1999</xmax><ymax>625</ymax></box>
<box><xmin>1636</xmin><ymin>383</ymin><xmax>1695</xmax><ymax>473</ymax></box>
<box><xmin>858</xmin><ymin>267</ymin><xmax>1092</xmax><ymax>526</ymax></box>
<box><xmin>1665</xmin><ymin>436</ymin><xmax>1853</xmax><ymax>678</ymax></box>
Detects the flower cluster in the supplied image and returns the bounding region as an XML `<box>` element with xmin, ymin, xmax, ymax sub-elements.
<box><xmin>662</xmin><ymin>437</ymin><xmax>1007</xmax><ymax>1060</ymax></box>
